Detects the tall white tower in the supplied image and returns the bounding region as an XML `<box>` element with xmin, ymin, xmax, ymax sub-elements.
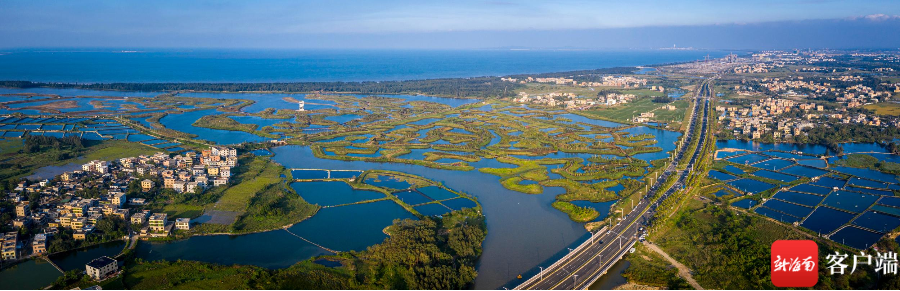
<box><xmin>298</xmin><ymin>100</ymin><xmax>305</xmax><ymax>112</ymax></box>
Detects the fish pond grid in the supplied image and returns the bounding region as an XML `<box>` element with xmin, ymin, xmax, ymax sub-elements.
<box><xmin>717</xmin><ymin>143</ymin><xmax>900</xmax><ymax>251</ymax></box>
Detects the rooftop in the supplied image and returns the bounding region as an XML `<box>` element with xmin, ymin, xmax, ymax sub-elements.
<box><xmin>86</xmin><ymin>256</ymin><xmax>116</xmax><ymax>269</ymax></box>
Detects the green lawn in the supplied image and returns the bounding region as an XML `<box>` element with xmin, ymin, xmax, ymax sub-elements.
<box><xmin>78</xmin><ymin>140</ymin><xmax>160</xmax><ymax>162</ymax></box>
<box><xmin>864</xmin><ymin>103</ymin><xmax>900</xmax><ymax>116</ymax></box>
<box><xmin>213</xmin><ymin>157</ymin><xmax>284</xmax><ymax>212</ymax></box>
<box><xmin>582</xmin><ymin>98</ymin><xmax>667</xmax><ymax>122</ymax></box>
<box><xmin>123</xmin><ymin>260</ymin><xmax>268</xmax><ymax>289</ymax></box>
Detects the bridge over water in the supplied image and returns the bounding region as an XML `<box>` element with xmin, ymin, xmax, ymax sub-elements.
<box><xmin>291</xmin><ymin>168</ymin><xmax>364</xmax><ymax>180</ymax></box>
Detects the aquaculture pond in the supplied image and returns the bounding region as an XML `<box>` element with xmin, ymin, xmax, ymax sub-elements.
<box><xmin>393</xmin><ymin>190</ymin><xmax>433</xmax><ymax>205</ymax></box>
<box><xmin>797</xmin><ymin>159</ymin><xmax>828</xmax><ymax>168</ymax></box>
<box><xmin>830</xmin><ymin>226</ymin><xmax>883</xmax><ymax>250</ymax></box>
<box><xmin>417</xmin><ymin>186</ymin><xmax>460</xmax><ymax>200</ymax></box>
<box><xmin>291</xmin><ymin>181</ymin><xmax>384</xmax><ymax>206</ymax></box>
<box><xmin>731</xmin><ymin>199</ymin><xmax>758</xmax><ymax>209</ymax></box>
<box><xmin>772</xmin><ymin>191</ymin><xmax>824</xmax><ymax>207</ymax></box>
<box><xmin>726</xmin><ymin>178</ymin><xmax>775</xmax><ymax>194</ymax></box>
<box><xmin>722</xmin><ymin>165</ymin><xmax>745</xmax><ymax>175</ymax></box>
<box><xmin>708</xmin><ymin>170</ymin><xmax>738</xmax><ymax>181</ymax></box>
<box><xmin>833</xmin><ymin>167</ymin><xmax>900</xmax><ymax>184</ymax></box>
<box><xmin>779</xmin><ymin>165</ymin><xmax>828</xmax><ymax>178</ymax></box>
<box><xmin>716</xmin><ymin>140</ymin><xmax>829</xmax><ymax>155</ymax></box>
<box><xmin>414</xmin><ymin>203</ymin><xmax>453</xmax><ymax>217</ymax></box>
<box><xmin>727</xmin><ymin>153</ymin><xmax>770</xmax><ymax>165</ymax></box>
<box><xmin>760</xmin><ymin>199</ymin><xmax>814</xmax><ymax>218</ymax></box>
<box><xmin>800</xmin><ymin>207</ymin><xmax>856</xmax><ymax>235</ymax></box>
<box><xmin>713</xmin><ymin>189</ymin><xmax>738</xmax><ymax>197</ymax></box>
<box><xmin>851</xmin><ymin>211</ymin><xmax>900</xmax><ymax>233</ymax></box>
<box><xmin>821</xmin><ymin>191</ymin><xmax>878</xmax><ymax>213</ymax></box>
<box><xmin>754</xmin><ymin>159</ymin><xmax>796</xmax><ymax>172</ymax></box>
<box><xmin>365</xmin><ymin>175</ymin><xmax>413</xmax><ymax>190</ymax></box>
<box><xmin>752</xmin><ymin>170</ymin><xmax>799</xmax><ymax>183</ymax></box>
<box><xmin>755</xmin><ymin>206</ymin><xmax>802</xmax><ymax>224</ymax></box>
<box><xmin>811</xmin><ymin>177</ymin><xmax>847</xmax><ymax>189</ymax></box>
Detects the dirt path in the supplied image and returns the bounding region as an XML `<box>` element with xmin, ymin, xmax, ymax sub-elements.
<box><xmin>644</xmin><ymin>242</ymin><xmax>704</xmax><ymax>290</ymax></box>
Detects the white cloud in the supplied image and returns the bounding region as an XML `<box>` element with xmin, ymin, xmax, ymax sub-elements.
<box><xmin>848</xmin><ymin>14</ymin><xmax>900</xmax><ymax>21</ymax></box>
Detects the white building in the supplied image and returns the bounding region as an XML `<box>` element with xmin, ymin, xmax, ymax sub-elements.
<box><xmin>86</xmin><ymin>256</ymin><xmax>118</xmax><ymax>280</ymax></box>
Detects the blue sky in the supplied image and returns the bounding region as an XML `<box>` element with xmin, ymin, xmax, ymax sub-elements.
<box><xmin>1</xmin><ymin>0</ymin><xmax>899</xmax><ymax>49</ymax></box>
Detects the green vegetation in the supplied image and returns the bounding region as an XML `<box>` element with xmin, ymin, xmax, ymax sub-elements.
<box><xmin>638</xmin><ymin>199</ymin><xmax>900</xmax><ymax>290</ymax></box>
<box><xmin>581</xmin><ymin>97</ymin><xmax>686</xmax><ymax>124</ymax></box>
<box><xmin>232</xmin><ymin>181</ymin><xmax>319</xmax><ymax>232</ymax></box>
<box><xmin>119</xmin><ymin>208</ymin><xmax>487</xmax><ymax>289</ymax></box>
<box><xmin>833</xmin><ymin>153</ymin><xmax>900</xmax><ymax>175</ymax></box>
<box><xmin>864</xmin><ymin>102</ymin><xmax>900</xmax><ymax>116</ymax></box>
<box><xmin>496</xmin><ymin>176</ymin><xmax>540</xmax><ymax>194</ymax></box>
<box><xmin>209</xmin><ymin>157</ymin><xmax>317</xmax><ymax>233</ymax></box>
<box><xmin>123</xmin><ymin>260</ymin><xmax>271</xmax><ymax>289</ymax></box>
<box><xmin>551</xmin><ymin>201</ymin><xmax>599</xmax><ymax>222</ymax></box>
<box><xmin>621</xmin><ymin>244</ymin><xmax>691</xmax><ymax>289</ymax></box>
<box><xmin>192</xmin><ymin>114</ymin><xmax>280</xmax><ymax>139</ymax></box>
<box><xmin>5</xmin><ymin>77</ymin><xmax>520</xmax><ymax>99</ymax></box>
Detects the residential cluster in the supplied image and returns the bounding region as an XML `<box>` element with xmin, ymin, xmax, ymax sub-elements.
<box><xmin>501</xmin><ymin>75</ymin><xmax>648</xmax><ymax>88</ymax></box>
<box><xmin>717</xmin><ymin>98</ymin><xmax>821</xmax><ymax>139</ymax></box>
<box><xmin>744</xmin><ymin>77</ymin><xmax>894</xmax><ymax>108</ymax></box>
<box><xmin>0</xmin><ymin>147</ymin><xmax>238</xmax><ymax>262</ymax></box>
<box><xmin>512</xmin><ymin>91</ymin><xmax>638</xmax><ymax>109</ymax></box>
<box><xmin>715</xmin><ymin>50</ymin><xmax>900</xmax><ymax>142</ymax></box>
<box><xmin>718</xmin><ymin>96</ymin><xmax>900</xmax><ymax>140</ymax></box>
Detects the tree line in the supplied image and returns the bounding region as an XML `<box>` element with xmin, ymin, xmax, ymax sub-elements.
<box><xmin>0</xmin><ymin>77</ymin><xmax>524</xmax><ymax>98</ymax></box>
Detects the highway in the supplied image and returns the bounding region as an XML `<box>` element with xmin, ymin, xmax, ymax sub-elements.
<box><xmin>514</xmin><ymin>78</ymin><xmax>714</xmax><ymax>290</ymax></box>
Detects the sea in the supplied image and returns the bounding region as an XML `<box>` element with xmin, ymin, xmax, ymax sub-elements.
<box><xmin>0</xmin><ymin>48</ymin><xmax>730</xmax><ymax>83</ymax></box>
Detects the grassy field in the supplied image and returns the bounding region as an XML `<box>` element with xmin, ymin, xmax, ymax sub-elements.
<box><xmin>200</xmin><ymin>156</ymin><xmax>318</xmax><ymax>233</ymax></box>
<box><xmin>160</xmin><ymin>204</ymin><xmax>205</xmax><ymax>219</ymax></box>
<box><xmin>621</xmin><ymin>243</ymin><xmax>690</xmax><ymax>289</ymax></box>
<box><xmin>864</xmin><ymin>103</ymin><xmax>900</xmax><ymax>116</ymax></box>
<box><xmin>123</xmin><ymin>260</ymin><xmax>269</xmax><ymax>289</ymax></box>
<box><xmin>0</xmin><ymin>138</ymin><xmax>23</xmax><ymax>154</ymax></box>
<box><xmin>213</xmin><ymin>157</ymin><xmax>284</xmax><ymax>212</ymax></box>
<box><xmin>79</xmin><ymin>140</ymin><xmax>161</xmax><ymax>162</ymax></box>
<box><xmin>582</xmin><ymin>97</ymin><xmax>674</xmax><ymax>122</ymax></box>
<box><xmin>652</xmin><ymin>100</ymin><xmax>690</xmax><ymax>123</ymax></box>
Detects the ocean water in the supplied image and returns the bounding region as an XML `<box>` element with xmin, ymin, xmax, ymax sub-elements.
<box><xmin>0</xmin><ymin>49</ymin><xmax>729</xmax><ymax>83</ymax></box>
